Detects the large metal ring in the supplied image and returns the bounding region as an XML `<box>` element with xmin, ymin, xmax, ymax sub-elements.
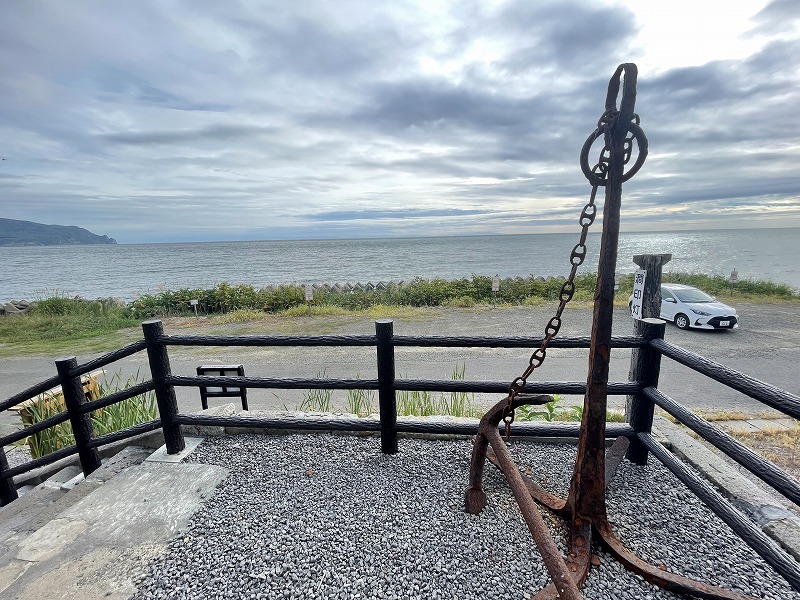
<box><xmin>579</xmin><ymin>120</ymin><xmax>648</xmax><ymax>187</ymax></box>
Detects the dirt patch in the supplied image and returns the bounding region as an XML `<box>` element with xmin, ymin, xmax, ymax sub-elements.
<box><xmin>729</xmin><ymin>427</ymin><xmax>800</xmax><ymax>482</ymax></box>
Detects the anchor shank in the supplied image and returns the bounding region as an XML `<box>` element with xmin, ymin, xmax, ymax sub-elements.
<box><xmin>567</xmin><ymin>64</ymin><xmax>638</xmax><ymax>524</ymax></box>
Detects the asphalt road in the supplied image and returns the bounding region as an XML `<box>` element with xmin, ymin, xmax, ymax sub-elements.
<box><xmin>1</xmin><ymin>301</ymin><xmax>798</xmax><ymax>437</ymax></box>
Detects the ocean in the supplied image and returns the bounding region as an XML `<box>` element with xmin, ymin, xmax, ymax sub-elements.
<box><xmin>1</xmin><ymin>228</ymin><xmax>798</xmax><ymax>302</ymax></box>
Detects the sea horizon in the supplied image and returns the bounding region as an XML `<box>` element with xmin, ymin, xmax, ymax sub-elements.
<box><xmin>2</xmin><ymin>228</ymin><xmax>798</xmax><ymax>302</ymax></box>
<box><xmin>104</xmin><ymin>225</ymin><xmax>800</xmax><ymax>247</ymax></box>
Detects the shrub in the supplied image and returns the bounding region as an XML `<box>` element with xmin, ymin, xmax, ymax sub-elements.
<box><xmin>261</xmin><ymin>285</ymin><xmax>306</xmax><ymax>312</ymax></box>
<box><xmin>125</xmin><ymin>272</ymin><xmax>798</xmax><ymax>319</ymax></box>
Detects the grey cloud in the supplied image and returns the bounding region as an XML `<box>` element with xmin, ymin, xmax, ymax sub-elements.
<box><xmin>307</xmin><ymin>208</ymin><xmax>494</xmax><ymax>222</ymax></box>
<box><xmin>495</xmin><ymin>1</ymin><xmax>639</xmax><ymax>73</ymax></box>
<box><xmin>0</xmin><ymin>1</ymin><xmax>798</xmax><ymax>243</ymax></box>
<box><xmin>350</xmin><ymin>80</ymin><xmax>551</xmax><ymax>131</ymax></box>
<box><xmin>100</xmin><ymin>124</ymin><xmax>277</xmax><ymax>146</ymax></box>
<box><xmin>749</xmin><ymin>0</ymin><xmax>800</xmax><ymax>35</ymax></box>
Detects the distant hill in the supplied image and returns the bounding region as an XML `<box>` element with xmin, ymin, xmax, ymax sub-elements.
<box><xmin>0</xmin><ymin>218</ymin><xmax>117</xmax><ymax>246</ymax></box>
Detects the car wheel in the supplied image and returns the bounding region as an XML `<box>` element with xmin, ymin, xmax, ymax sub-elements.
<box><xmin>674</xmin><ymin>313</ymin><xmax>690</xmax><ymax>330</ymax></box>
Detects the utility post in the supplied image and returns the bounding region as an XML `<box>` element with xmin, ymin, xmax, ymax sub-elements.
<box><xmin>626</xmin><ymin>253</ymin><xmax>670</xmax><ymax>464</ymax></box>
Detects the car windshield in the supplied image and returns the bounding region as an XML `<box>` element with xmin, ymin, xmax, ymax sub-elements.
<box><xmin>673</xmin><ymin>288</ymin><xmax>714</xmax><ymax>303</ymax></box>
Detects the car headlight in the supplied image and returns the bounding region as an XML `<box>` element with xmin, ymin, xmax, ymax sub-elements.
<box><xmin>691</xmin><ymin>308</ymin><xmax>711</xmax><ymax>316</ymax></box>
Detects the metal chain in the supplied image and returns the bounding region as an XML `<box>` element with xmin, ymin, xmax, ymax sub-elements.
<box><xmin>501</xmin><ymin>109</ymin><xmax>623</xmax><ymax>438</ymax></box>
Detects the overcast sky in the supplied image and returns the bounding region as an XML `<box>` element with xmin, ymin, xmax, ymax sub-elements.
<box><xmin>1</xmin><ymin>0</ymin><xmax>798</xmax><ymax>243</ymax></box>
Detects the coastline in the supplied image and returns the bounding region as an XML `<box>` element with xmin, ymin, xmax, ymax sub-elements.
<box><xmin>2</xmin><ymin>228</ymin><xmax>800</xmax><ymax>302</ymax></box>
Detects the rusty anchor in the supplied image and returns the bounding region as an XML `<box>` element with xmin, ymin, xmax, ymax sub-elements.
<box><xmin>465</xmin><ymin>64</ymin><xmax>761</xmax><ymax>600</ymax></box>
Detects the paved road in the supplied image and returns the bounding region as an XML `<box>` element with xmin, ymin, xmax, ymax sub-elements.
<box><xmin>1</xmin><ymin>302</ymin><xmax>798</xmax><ymax>436</ymax></box>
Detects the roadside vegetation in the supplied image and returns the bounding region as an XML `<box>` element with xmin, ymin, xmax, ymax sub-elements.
<box><xmin>20</xmin><ymin>371</ymin><xmax>157</xmax><ymax>459</ymax></box>
<box><xmin>125</xmin><ymin>273</ymin><xmax>799</xmax><ymax>319</ymax></box>
<box><xmin>0</xmin><ymin>273</ymin><xmax>796</xmax><ymax>356</ymax></box>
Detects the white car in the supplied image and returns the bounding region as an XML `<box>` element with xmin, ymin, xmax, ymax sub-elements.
<box><xmin>631</xmin><ymin>283</ymin><xmax>739</xmax><ymax>330</ymax></box>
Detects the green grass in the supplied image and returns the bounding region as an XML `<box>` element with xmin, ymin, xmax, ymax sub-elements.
<box><xmin>0</xmin><ymin>295</ymin><xmax>139</xmax><ymax>356</ymax></box>
<box><xmin>292</xmin><ymin>364</ymin><xmax>479</xmax><ymax>418</ymax></box>
<box><xmin>396</xmin><ymin>389</ymin><xmax>438</xmax><ymax>416</ymax></box>
<box><xmin>396</xmin><ymin>364</ymin><xmax>480</xmax><ymax>418</ymax></box>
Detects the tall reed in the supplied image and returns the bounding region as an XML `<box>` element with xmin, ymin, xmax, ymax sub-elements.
<box><xmin>346</xmin><ymin>375</ymin><xmax>374</xmax><ymax>417</ymax></box>
<box><xmin>396</xmin><ymin>364</ymin><xmax>478</xmax><ymax>418</ymax></box>
<box><xmin>22</xmin><ymin>371</ymin><xmax>157</xmax><ymax>459</ymax></box>
<box><xmin>298</xmin><ymin>370</ymin><xmax>334</xmax><ymax>412</ymax></box>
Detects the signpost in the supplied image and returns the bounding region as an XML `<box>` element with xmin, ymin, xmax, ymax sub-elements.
<box><xmin>629</xmin><ymin>269</ymin><xmax>647</xmax><ymax>320</ymax></box>
<box><xmin>491</xmin><ymin>275</ymin><xmax>500</xmax><ymax>306</ymax></box>
<box><xmin>305</xmin><ymin>284</ymin><xmax>313</xmax><ymax>316</ymax></box>
<box><xmin>190</xmin><ymin>298</ymin><xmax>199</xmax><ymax>319</ymax></box>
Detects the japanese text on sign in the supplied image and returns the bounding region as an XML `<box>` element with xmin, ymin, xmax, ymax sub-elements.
<box><xmin>630</xmin><ymin>269</ymin><xmax>647</xmax><ymax>320</ymax></box>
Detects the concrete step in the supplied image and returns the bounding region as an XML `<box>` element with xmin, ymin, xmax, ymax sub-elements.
<box><xmin>0</xmin><ymin>437</ymin><xmax>227</xmax><ymax>600</ymax></box>
<box><xmin>0</xmin><ymin>446</ymin><xmax>154</xmax><ymax>556</ymax></box>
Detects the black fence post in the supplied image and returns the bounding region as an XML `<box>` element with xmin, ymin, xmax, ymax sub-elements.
<box><xmin>376</xmin><ymin>319</ymin><xmax>397</xmax><ymax>454</ymax></box>
<box><xmin>0</xmin><ymin>448</ymin><xmax>18</xmax><ymax>505</ymax></box>
<box><xmin>626</xmin><ymin>253</ymin><xmax>670</xmax><ymax>464</ymax></box>
<box><xmin>142</xmin><ymin>320</ymin><xmax>185</xmax><ymax>454</ymax></box>
<box><xmin>55</xmin><ymin>357</ymin><xmax>102</xmax><ymax>475</ymax></box>
<box><xmin>626</xmin><ymin>319</ymin><xmax>666</xmax><ymax>464</ymax></box>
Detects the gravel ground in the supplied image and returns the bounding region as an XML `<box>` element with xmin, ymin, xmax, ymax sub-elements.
<box><xmin>131</xmin><ymin>434</ymin><xmax>799</xmax><ymax>600</ymax></box>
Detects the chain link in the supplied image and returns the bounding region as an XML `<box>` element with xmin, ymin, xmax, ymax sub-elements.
<box><xmin>501</xmin><ymin>112</ymin><xmax>623</xmax><ymax>438</ymax></box>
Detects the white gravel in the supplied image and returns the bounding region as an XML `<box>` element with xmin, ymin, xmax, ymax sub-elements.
<box><xmin>132</xmin><ymin>433</ymin><xmax>800</xmax><ymax>600</ymax></box>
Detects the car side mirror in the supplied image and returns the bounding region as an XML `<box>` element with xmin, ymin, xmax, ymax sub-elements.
<box><xmin>665</xmin><ymin>297</ymin><xmax>676</xmax><ymax>303</ymax></box>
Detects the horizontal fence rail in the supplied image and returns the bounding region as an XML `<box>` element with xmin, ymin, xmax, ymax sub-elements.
<box><xmin>0</xmin><ymin>339</ymin><xmax>150</xmax><ymax>422</ymax></box>
<box><xmin>645</xmin><ymin>386</ymin><xmax>800</xmax><ymax>506</ymax></box>
<box><xmin>160</xmin><ymin>333</ymin><xmax>646</xmax><ymax>349</ymax></box>
<box><xmin>174</xmin><ymin>412</ymin><xmax>635</xmax><ymax>438</ymax></box>
<box><xmin>167</xmin><ymin>375</ymin><xmax>639</xmax><ymax>396</ymax></box>
<box><xmin>67</xmin><ymin>339</ymin><xmax>148</xmax><ymax>379</ymax></box>
<box><xmin>79</xmin><ymin>381</ymin><xmax>156</xmax><ymax>415</ymax></box>
<box><xmin>0</xmin><ymin>411</ymin><xmax>72</xmax><ymax>447</ymax></box>
<box><xmin>85</xmin><ymin>419</ymin><xmax>162</xmax><ymax>450</ymax></box>
<box><xmin>4</xmin><ymin>445</ymin><xmax>78</xmax><ymax>479</ymax></box>
<box><xmin>651</xmin><ymin>338</ymin><xmax>800</xmax><ymax>420</ymax></box>
<box><xmin>0</xmin><ymin>375</ymin><xmax>61</xmax><ymax>414</ymax></box>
